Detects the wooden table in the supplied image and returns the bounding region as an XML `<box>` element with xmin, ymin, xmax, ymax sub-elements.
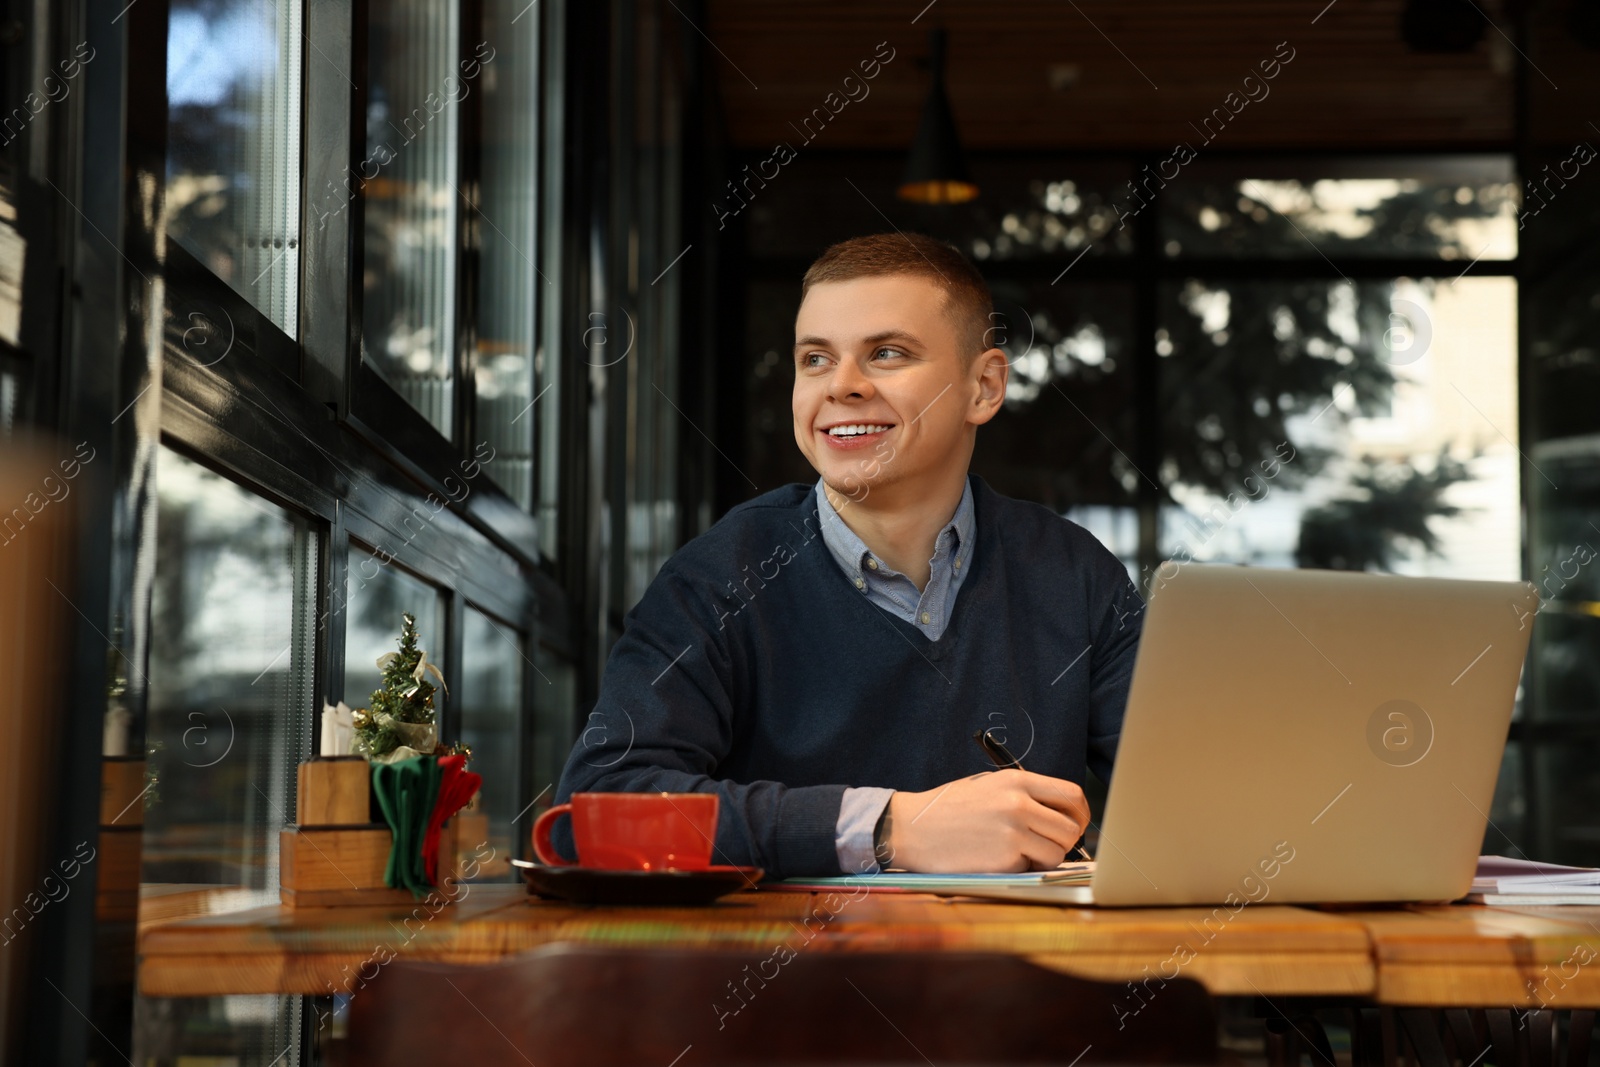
<box><xmin>1354</xmin><ymin>904</ymin><xmax>1600</xmax><ymax>1007</ymax></box>
<box><xmin>138</xmin><ymin>885</ymin><xmax>1373</xmax><ymax>998</ymax></box>
<box><xmin>135</xmin><ymin>884</ymin><xmax>1600</xmax><ymax>1007</ymax></box>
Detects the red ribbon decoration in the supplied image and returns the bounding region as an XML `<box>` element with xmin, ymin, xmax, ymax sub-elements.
<box><xmin>423</xmin><ymin>754</ymin><xmax>482</xmax><ymax>885</ymax></box>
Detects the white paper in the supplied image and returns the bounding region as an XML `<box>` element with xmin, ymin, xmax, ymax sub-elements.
<box><xmin>320</xmin><ymin>700</ymin><xmax>355</xmax><ymax>757</ymax></box>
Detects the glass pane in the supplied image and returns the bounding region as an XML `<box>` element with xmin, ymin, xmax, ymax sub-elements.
<box><xmin>622</xmin><ymin>0</ymin><xmax>683</xmax><ymax>603</ymax></box>
<box><xmin>534</xmin><ymin>0</ymin><xmax>567</xmax><ymax>558</ymax></box>
<box><xmin>973</xmin><ymin>282</ymin><xmax>1138</xmax><ymax>512</ymax></box>
<box><xmin>1529</xmin><ymin>740</ymin><xmax>1600</xmax><ymax>865</ymax></box>
<box><xmin>954</xmin><ymin>165</ymin><xmax>1135</xmax><ymax>262</ymax></box>
<box><xmin>1525</xmin><ymin>444</ymin><xmax>1600</xmax><ymax>729</ymax></box>
<box><xmin>1159</xmin><ymin>157</ymin><xmax>1518</xmax><ymax>261</ymax></box>
<box><xmin>137</xmin><ymin>447</ymin><xmax>316</xmax><ymax>1063</ymax></box>
<box><xmin>1530</xmin><ymin>614</ymin><xmax>1600</xmax><ymax>723</ymax></box>
<box><xmin>474</xmin><ymin>0</ymin><xmax>539</xmax><ymax>508</ymax></box>
<box><xmin>0</xmin><ymin>359</ymin><xmax>18</xmax><ymax>438</ymax></box>
<box><xmin>742</xmin><ymin>155</ymin><xmax>1134</xmax><ymax>261</ymax></box>
<box><xmin>361</xmin><ymin>0</ymin><xmax>462</xmax><ymax>436</ymax></box>
<box><xmin>343</xmin><ymin>546</ymin><xmax>447</xmax><ymax>728</ymax></box>
<box><xmin>742</xmin><ymin>279</ymin><xmax>810</xmax><ymax>494</ymax></box>
<box><xmin>530</xmin><ymin>644</ymin><xmax>577</xmax><ymax>853</ymax></box>
<box><xmin>1484</xmin><ymin>738</ymin><xmax>1527</xmax><ymax>857</ymax></box>
<box><xmin>166</xmin><ymin>0</ymin><xmax>303</xmax><ymax>333</ymax></box>
<box><xmin>459</xmin><ymin>607</ymin><xmax>522</xmax><ymax>878</ymax></box>
<box><xmin>1520</xmin><ymin>120</ymin><xmax>1600</xmax><ymax>864</ymax></box>
<box><xmin>1157</xmin><ymin>276</ymin><xmax>1520</xmax><ymax>581</ymax></box>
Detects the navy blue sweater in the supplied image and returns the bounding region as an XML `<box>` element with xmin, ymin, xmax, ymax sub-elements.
<box><xmin>551</xmin><ymin>473</ymin><xmax>1145</xmax><ymax>878</ymax></box>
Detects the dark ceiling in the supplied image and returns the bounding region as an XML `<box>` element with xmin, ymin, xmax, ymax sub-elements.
<box><xmin>704</xmin><ymin>0</ymin><xmax>1521</xmax><ymax>152</ymax></box>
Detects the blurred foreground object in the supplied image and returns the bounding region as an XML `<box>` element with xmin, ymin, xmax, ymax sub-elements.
<box><xmin>0</xmin><ymin>439</ymin><xmax>78</xmax><ymax>1062</ymax></box>
<box><xmin>348</xmin><ymin>946</ymin><xmax>1217</xmax><ymax>1065</ymax></box>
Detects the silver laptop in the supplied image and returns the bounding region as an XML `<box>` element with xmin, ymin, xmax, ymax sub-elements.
<box><xmin>1083</xmin><ymin>562</ymin><xmax>1538</xmax><ymax>907</ymax></box>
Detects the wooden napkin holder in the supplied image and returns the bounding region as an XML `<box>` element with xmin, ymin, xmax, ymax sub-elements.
<box><xmin>280</xmin><ymin>757</ymin><xmax>463</xmax><ymax>907</ymax></box>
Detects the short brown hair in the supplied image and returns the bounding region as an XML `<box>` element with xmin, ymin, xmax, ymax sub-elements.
<box><xmin>801</xmin><ymin>233</ymin><xmax>993</xmax><ymax>364</ymax></box>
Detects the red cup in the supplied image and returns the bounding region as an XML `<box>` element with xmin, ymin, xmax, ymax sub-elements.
<box><xmin>532</xmin><ymin>792</ymin><xmax>718</xmax><ymax>871</ymax></box>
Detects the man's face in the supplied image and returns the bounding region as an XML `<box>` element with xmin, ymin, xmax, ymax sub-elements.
<box><xmin>792</xmin><ymin>274</ymin><xmax>992</xmax><ymax>504</ymax></box>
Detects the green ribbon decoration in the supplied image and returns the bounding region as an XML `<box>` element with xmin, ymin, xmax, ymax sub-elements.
<box><xmin>371</xmin><ymin>755</ymin><xmax>444</xmax><ymax>899</ymax></box>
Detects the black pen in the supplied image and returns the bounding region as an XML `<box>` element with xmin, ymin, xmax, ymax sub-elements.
<box><xmin>973</xmin><ymin>728</ymin><xmax>1094</xmax><ymax>863</ymax></box>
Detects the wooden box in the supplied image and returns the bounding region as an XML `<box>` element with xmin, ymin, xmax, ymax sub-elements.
<box><xmin>281</xmin><ymin>755</ymin><xmax>480</xmax><ymax>906</ymax></box>
<box><xmin>296</xmin><ymin>757</ymin><xmax>372</xmax><ymax>826</ymax></box>
<box><xmin>279</xmin><ymin>819</ymin><xmax>462</xmax><ymax>907</ymax></box>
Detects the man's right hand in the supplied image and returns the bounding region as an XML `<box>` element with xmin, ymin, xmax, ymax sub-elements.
<box><xmin>880</xmin><ymin>769</ymin><xmax>1090</xmax><ymax>873</ymax></box>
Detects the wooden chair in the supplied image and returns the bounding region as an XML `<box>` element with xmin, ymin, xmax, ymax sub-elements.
<box><xmin>1384</xmin><ymin>1007</ymin><xmax>1596</xmax><ymax>1067</ymax></box>
<box><xmin>346</xmin><ymin>945</ymin><xmax>1219</xmax><ymax>1065</ymax></box>
<box><xmin>1264</xmin><ymin>1006</ymin><xmax>1598</xmax><ymax>1067</ymax></box>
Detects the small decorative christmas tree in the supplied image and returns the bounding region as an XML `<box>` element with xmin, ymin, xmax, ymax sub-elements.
<box><xmin>352</xmin><ymin>612</ymin><xmax>445</xmax><ymax>760</ymax></box>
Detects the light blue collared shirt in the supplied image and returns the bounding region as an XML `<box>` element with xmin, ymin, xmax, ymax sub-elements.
<box><xmin>814</xmin><ymin>476</ymin><xmax>977</xmax><ymax>873</ymax></box>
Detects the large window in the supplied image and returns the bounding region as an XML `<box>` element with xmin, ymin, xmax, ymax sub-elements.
<box><xmin>166</xmin><ymin>0</ymin><xmax>302</xmax><ymax>334</ymax></box>
<box><xmin>1157</xmin><ymin>160</ymin><xmax>1518</xmax><ymax>261</ymax></box>
<box><xmin>1520</xmin><ymin>63</ymin><xmax>1600</xmax><ymax>864</ymax></box>
<box><xmin>459</xmin><ymin>606</ymin><xmax>524</xmax><ymax>877</ymax></box>
<box><xmin>1156</xmin><ymin>276</ymin><xmax>1519</xmax><ymax>581</ymax></box>
<box><xmin>343</xmin><ymin>546</ymin><xmax>448</xmax><ymax>728</ymax></box>
<box><xmin>474</xmin><ymin>0</ymin><xmax>543</xmax><ymax>508</ymax></box>
<box><xmin>359</xmin><ymin>0</ymin><xmax>547</xmax><ymax>515</ymax></box>
<box><xmin>129</xmin><ymin>0</ymin><xmax>574</xmax><ymax>1060</ymax></box>
<box><xmin>138</xmin><ymin>446</ymin><xmax>317</xmax><ymax>1063</ymax></box>
<box><xmin>12</xmin><ymin>0</ymin><xmax>718</xmax><ymax>1054</ymax></box>
<box><xmin>738</xmin><ymin>150</ymin><xmax>1523</xmax><ymax>849</ymax></box>
<box><xmin>361</xmin><ymin>0</ymin><xmax>462</xmax><ymax>435</ymax></box>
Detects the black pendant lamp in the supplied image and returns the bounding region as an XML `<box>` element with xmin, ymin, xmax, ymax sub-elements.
<box><xmin>897</xmin><ymin>28</ymin><xmax>979</xmax><ymax>204</ymax></box>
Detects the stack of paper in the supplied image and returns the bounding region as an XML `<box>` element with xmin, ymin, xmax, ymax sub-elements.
<box><xmin>770</xmin><ymin>862</ymin><xmax>1094</xmax><ymax>894</ymax></box>
<box><xmin>1467</xmin><ymin>856</ymin><xmax>1600</xmax><ymax>905</ymax></box>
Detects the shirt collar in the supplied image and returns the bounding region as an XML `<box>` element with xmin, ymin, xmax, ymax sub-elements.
<box><xmin>812</xmin><ymin>475</ymin><xmax>975</xmax><ymax>580</ymax></box>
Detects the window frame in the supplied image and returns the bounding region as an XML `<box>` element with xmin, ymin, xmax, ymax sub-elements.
<box><xmin>103</xmin><ymin>0</ymin><xmax>573</xmax><ymax>1057</ymax></box>
<box><xmin>303</xmin><ymin>0</ymin><xmax>549</xmax><ymax>567</ymax></box>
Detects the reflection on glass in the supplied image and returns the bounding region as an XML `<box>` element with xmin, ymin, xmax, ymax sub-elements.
<box><xmin>137</xmin><ymin>447</ymin><xmax>315</xmax><ymax>1062</ymax></box>
<box><xmin>742</xmin><ymin>155</ymin><xmax>1134</xmax><ymax>261</ymax></box>
<box><xmin>459</xmin><ymin>607</ymin><xmax>521</xmax><ymax>878</ymax></box>
<box><xmin>531</xmin><ymin>644</ymin><xmax>577</xmax><ymax>845</ymax></box>
<box><xmin>1520</xmin><ymin>124</ymin><xmax>1600</xmax><ymax>866</ymax></box>
<box><xmin>1160</xmin><ymin>161</ymin><xmax>1519</xmax><ymax>260</ymax></box>
<box><xmin>960</xmin><ymin>176</ymin><xmax>1130</xmax><ymax>262</ymax></box>
<box><xmin>1525</xmin><ymin>216</ymin><xmax>1600</xmax><ymax>742</ymax></box>
<box><xmin>362</xmin><ymin>0</ymin><xmax>463</xmax><ymax>436</ymax></box>
<box><xmin>474</xmin><ymin>0</ymin><xmax>539</xmax><ymax>508</ymax></box>
<box><xmin>344</xmin><ymin>546</ymin><xmax>446</xmax><ymax>727</ymax></box>
<box><xmin>972</xmin><ymin>283</ymin><xmax>1137</xmax><ymax>513</ymax></box>
<box><xmin>1526</xmin><ymin>435</ymin><xmax>1600</xmax><ymax>750</ymax></box>
<box><xmin>1486</xmin><ymin>739</ymin><xmax>1527</xmax><ymax>856</ymax></box>
<box><xmin>1529</xmin><ymin>741</ymin><xmax>1600</xmax><ymax>864</ymax></box>
<box><xmin>0</xmin><ymin>361</ymin><xmax>17</xmax><ymax>438</ymax></box>
<box><xmin>743</xmin><ymin>280</ymin><xmax>809</xmax><ymax>492</ymax></box>
<box><xmin>166</xmin><ymin>0</ymin><xmax>302</xmax><ymax>334</ymax></box>
<box><xmin>145</xmin><ymin>448</ymin><xmax>316</xmax><ymax>889</ymax></box>
<box><xmin>1157</xmin><ymin>277</ymin><xmax>1519</xmax><ymax>581</ymax></box>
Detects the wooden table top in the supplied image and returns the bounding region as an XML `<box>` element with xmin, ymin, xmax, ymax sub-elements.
<box><xmin>134</xmin><ymin>883</ymin><xmax>1600</xmax><ymax>1007</ymax></box>
<box><xmin>1347</xmin><ymin>903</ymin><xmax>1600</xmax><ymax>1007</ymax></box>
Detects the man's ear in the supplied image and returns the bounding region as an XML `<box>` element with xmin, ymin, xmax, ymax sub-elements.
<box><xmin>968</xmin><ymin>347</ymin><xmax>1009</xmax><ymax>426</ymax></box>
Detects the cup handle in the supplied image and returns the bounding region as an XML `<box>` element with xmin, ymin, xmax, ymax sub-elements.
<box><xmin>532</xmin><ymin>804</ymin><xmax>576</xmax><ymax>866</ymax></box>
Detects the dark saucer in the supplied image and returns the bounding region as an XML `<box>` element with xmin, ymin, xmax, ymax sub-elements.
<box><xmin>511</xmin><ymin>859</ymin><xmax>764</xmax><ymax>905</ymax></box>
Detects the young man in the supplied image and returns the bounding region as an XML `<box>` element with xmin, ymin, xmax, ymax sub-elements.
<box><xmin>551</xmin><ymin>233</ymin><xmax>1145</xmax><ymax>878</ymax></box>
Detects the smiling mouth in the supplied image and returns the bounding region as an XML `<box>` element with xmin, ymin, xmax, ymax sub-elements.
<box><xmin>822</xmin><ymin>423</ymin><xmax>894</xmax><ymax>439</ymax></box>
